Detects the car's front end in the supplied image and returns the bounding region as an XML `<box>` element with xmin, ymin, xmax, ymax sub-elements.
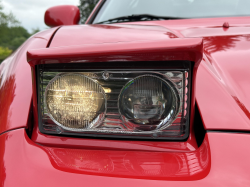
<box><xmin>1</xmin><ymin>0</ymin><xmax>250</xmax><ymax>186</ymax></box>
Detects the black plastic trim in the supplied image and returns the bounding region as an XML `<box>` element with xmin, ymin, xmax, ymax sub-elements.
<box><xmin>207</xmin><ymin>130</ymin><xmax>250</xmax><ymax>135</ymax></box>
<box><xmin>193</xmin><ymin>104</ymin><xmax>206</xmax><ymax>147</ymax></box>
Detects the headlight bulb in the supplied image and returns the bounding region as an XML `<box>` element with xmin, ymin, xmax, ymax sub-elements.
<box><xmin>118</xmin><ymin>75</ymin><xmax>179</xmax><ymax>131</ymax></box>
<box><xmin>45</xmin><ymin>73</ymin><xmax>106</xmax><ymax>131</ymax></box>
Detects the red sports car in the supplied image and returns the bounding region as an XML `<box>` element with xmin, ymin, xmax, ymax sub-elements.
<box><xmin>1</xmin><ymin>0</ymin><xmax>250</xmax><ymax>186</ymax></box>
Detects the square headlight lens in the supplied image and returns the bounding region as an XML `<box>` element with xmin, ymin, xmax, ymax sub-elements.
<box><xmin>37</xmin><ymin>64</ymin><xmax>191</xmax><ymax>140</ymax></box>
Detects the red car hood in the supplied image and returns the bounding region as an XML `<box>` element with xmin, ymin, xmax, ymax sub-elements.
<box><xmin>49</xmin><ymin>24</ymin><xmax>180</xmax><ymax>47</ymax></box>
<box><xmin>49</xmin><ymin>17</ymin><xmax>250</xmax><ymax>131</ymax></box>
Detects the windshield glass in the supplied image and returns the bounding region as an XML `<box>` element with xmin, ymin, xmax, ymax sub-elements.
<box><xmin>93</xmin><ymin>0</ymin><xmax>250</xmax><ymax>23</ymax></box>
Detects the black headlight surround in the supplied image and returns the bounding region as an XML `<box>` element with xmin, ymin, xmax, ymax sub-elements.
<box><xmin>36</xmin><ymin>61</ymin><xmax>192</xmax><ymax>141</ymax></box>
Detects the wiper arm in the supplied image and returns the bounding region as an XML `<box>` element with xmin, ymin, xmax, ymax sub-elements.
<box><xmin>95</xmin><ymin>14</ymin><xmax>185</xmax><ymax>24</ymax></box>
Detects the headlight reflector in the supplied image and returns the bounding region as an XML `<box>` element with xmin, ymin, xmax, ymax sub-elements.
<box><xmin>45</xmin><ymin>74</ymin><xmax>106</xmax><ymax>131</ymax></box>
<box><xmin>119</xmin><ymin>75</ymin><xmax>180</xmax><ymax>131</ymax></box>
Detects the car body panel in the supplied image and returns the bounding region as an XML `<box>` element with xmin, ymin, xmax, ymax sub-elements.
<box><xmin>1</xmin><ymin>2</ymin><xmax>250</xmax><ymax>186</ymax></box>
<box><xmin>41</xmin><ymin>18</ymin><xmax>250</xmax><ymax>131</ymax></box>
<box><xmin>124</xmin><ymin>16</ymin><xmax>250</xmax><ymax>32</ymax></box>
<box><xmin>27</xmin><ymin>32</ymin><xmax>202</xmax><ymax>149</ymax></box>
<box><xmin>28</xmin><ymin>33</ymin><xmax>202</xmax><ymax>64</ymax></box>
<box><xmin>1</xmin><ymin>129</ymin><xmax>250</xmax><ymax>186</ymax></box>
<box><xmin>49</xmin><ymin>24</ymin><xmax>179</xmax><ymax>48</ymax></box>
<box><xmin>0</xmin><ymin>27</ymin><xmax>59</xmax><ymax>135</ymax></box>
<box><xmin>125</xmin><ymin>17</ymin><xmax>250</xmax><ymax>131</ymax></box>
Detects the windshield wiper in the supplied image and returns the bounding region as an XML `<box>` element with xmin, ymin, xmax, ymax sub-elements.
<box><xmin>95</xmin><ymin>14</ymin><xmax>185</xmax><ymax>24</ymax></box>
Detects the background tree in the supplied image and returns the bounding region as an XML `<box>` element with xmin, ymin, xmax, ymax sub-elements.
<box><xmin>0</xmin><ymin>46</ymin><xmax>12</xmax><ymax>61</ymax></box>
<box><xmin>78</xmin><ymin>0</ymin><xmax>99</xmax><ymax>23</ymax></box>
<box><xmin>0</xmin><ymin>0</ymin><xmax>39</xmax><ymax>62</ymax></box>
<box><xmin>0</xmin><ymin>1</ymin><xmax>19</xmax><ymax>27</ymax></box>
<box><xmin>0</xmin><ymin>26</ymin><xmax>30</xmax><ymax>50</ymax></box>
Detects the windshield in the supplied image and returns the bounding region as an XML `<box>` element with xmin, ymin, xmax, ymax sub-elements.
<box><xmin>93</xmin><ymin>0</ymin><xmax>250</xmax><ymax>23</ymax></box>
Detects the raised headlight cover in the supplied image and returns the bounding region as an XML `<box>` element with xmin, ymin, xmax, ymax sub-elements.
<box><xmin>118</xmin><ymin>75</ymin><xmax>180</xmax><ymax>131</ymax></box>
<box><xmin>45</xmin><ymin>73</ymin><xmax>106</xmax><ymax>131</ymax></box>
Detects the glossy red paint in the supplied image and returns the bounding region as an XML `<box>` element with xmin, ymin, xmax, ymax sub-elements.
<box><xmin>123</xmin><ymin>16</ymin><xmax>250</xmax><ymax>30</ymax></box>
<box><xmin>0</xmin><ymin>28</ymin><xmax>59</xmax><ymax>135</ymax></box>
<box><xmin>197</xmin><ymin>32</ymin><xmax>250</xmax><ymax>130</ymax></box>
<box><xmin>32</xmin><ymin>126</ymin><xmax>197</xmax><ymax>152</ymax></box>
<box><xmin>44</xmin><ymin>5</ymin><xmax>80</xmax><ymax>27</ymax></box>
<box><xmin>223</xmin><ymin>22</ymin><xmax>230</xmax><ymax>28</ymax></box>
<box><xmin>166</xmin><ymin>20</ymin><xmax>250</xmax><ymax>131</ymax></box>
<box><xmin>2</xmin><ymin>129</ymin><xmax>250</xmax><ymax>186</ymax></box>
<box><xmin>125</xmin><ymin>17</ymin><xmax>250</xmax><ymax>131</ymax></box>
<box><xmin>2</xmin><ymin>3</ymin><xmax>250</xmax><ymax>185</ymax></box>
<box><xmin>49</xmin><ymin>24</ymin><xmax>179</xmax><ymax>48</ymax></box>
<box><xmin>26</xmin><ymin>17</ymin><xmax>250</xmax><ymax>147</ymax></box>
<box><xmin>27</xmin><ymin>26</ymin><xmax>202</xmax><ymax>147</ymax></box>
<box><xmin>27</xmin><ymin>35</ymin><xmax>203</xmax><ymax>64</ymax></box>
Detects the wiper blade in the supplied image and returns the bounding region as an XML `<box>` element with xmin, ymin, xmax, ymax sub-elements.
<box><xmin>95</xmin><ymin>14</ymin><xmax>185</xmax><ymax>24</ymax></box>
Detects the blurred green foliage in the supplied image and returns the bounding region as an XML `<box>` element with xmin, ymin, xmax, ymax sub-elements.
<box><xmin>0</xmin><ymin>0</ymin><xmax>40</xmax><ymax>63</ymax></box>
<box><xmin>0</xmin><ymin>26</ymin><xmax>30</xmax><ymax>51</ymax></box>
<box><xmin>0</xmin><ymin>46</ymin><xmax>12</xmax><ymax>62</ymax></box>
<box><xmin>0</xmin><ymin>0</ymin><xmax>99</xmax><ymax>62</ymax></box>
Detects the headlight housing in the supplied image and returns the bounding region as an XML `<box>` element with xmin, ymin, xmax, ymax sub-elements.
<box><xmin>37</xmin><ymin>62</ymin><xmax>191</xmax><ymax>140</ymax></box>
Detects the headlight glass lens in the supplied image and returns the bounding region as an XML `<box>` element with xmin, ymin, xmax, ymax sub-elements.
<box><xmin>119</xmin><ymin>75</ymin><xmax>179</xmax><ymax>131</ymax></box>
<box><xmin>45</xmin><ymin>74</ymin><xmax>106</xmax><ymax>131</ymax></box>
<box><xmin>38</xmin><ymin>68</ymin><xmax>190</xmax><ymax>140</ymax></box>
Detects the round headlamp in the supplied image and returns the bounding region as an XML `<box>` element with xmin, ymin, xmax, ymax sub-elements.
<box><xmin>118</xmin><ymin>75</ymin><xmax>180</xmax><ymax>131</ymax></box>
<box><xmin>45</xmin><ymin>73</ymin><xmax>106</xmax><ymax>131</ymax></box>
